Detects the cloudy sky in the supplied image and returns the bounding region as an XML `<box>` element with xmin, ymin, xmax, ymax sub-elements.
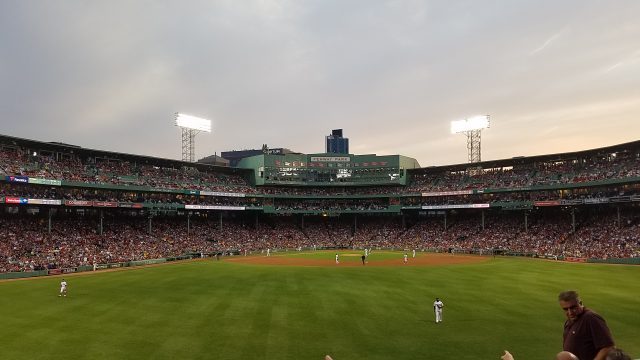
<box><xmin>1</xmin><ymin>0</ymin><xmax>639</xmax><ymax>166</ymax></box>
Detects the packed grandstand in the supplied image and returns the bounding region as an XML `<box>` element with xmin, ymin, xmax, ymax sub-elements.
<box><xmin>1</xmin><ymin>133</ymin><xmax>639</xmax><ymax>273</ymax></box>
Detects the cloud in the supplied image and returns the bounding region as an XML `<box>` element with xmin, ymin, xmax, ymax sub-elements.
<box><xmin>0</xmin><ymin>0</ymin><xmax>638</xmax><ymax>165</ymax></box>
<box><xmin>530</xmin><ymin>31</ymin><xmax>563</xmax><ymax>55</ymax></box>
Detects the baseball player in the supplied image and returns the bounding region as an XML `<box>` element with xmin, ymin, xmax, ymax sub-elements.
<box><xmin>335</xmin><ymin>253</ymin><xmax>339</xmax><ymax>264</ymax></box>
<box><xmin>404</xmin><ymin>253</ymin><xmax>408</xmax><ymax>264</ymax></box>
<box><xmin>434</xmin><ymin>297</ymin><xmax>444</xmax><ymax>323</ymax></box>
<box><xmin>412</xmin><ymin>249</ymin><xmax>416</xmax><ymax>258</ymax></box>
<box><xmin>59</xmin><ymin>279</ymin><xmax>68</xmax><ymax>297</ymax></box>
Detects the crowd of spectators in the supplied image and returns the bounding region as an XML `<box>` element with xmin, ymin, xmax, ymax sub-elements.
<box><xmin>274</xmin><ymin>199</ymin><xmax>388</xmax><ymax>211</ymax></box>
<box><xmin>0</xmin><ymin>147</ymin><xmax>253</xmax><ymax>194</ymax></box>
<box><xmin>3</xmin><ymin>145</ymin><xmax>640</xmax><ymax>198</ymax></box>
<box><xmin>2</xmin><ymin>208</ymin><xmax>639</xmax><ymax>273</ymax></box>
<box><xmin>2</xmin><ymin>141</ymin><xmax>640</xmax><ymax>274</ymax></box>
<box><xmin>409</xmin><ymin>153</ymin><xmax>640</xmax><ymax>193</ymax></box>
<box><xmin>0</xmin><ymin>216</ymin><xmax>219</xmax><ymax>273</ymax></box>
<box><xmin>0</xmin><ymin>183</ymin><xmax>261</xmax><ymax>207</ymax></box>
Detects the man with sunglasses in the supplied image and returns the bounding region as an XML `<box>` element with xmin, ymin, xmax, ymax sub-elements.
<box><xmin>558</xmin><ymin>290</ymin><xmax>615</xmax><ymax>360</ymax></box>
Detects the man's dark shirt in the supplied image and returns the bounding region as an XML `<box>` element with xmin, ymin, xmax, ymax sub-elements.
<box><xmin>563</xmin><ymin>308</ymin><xmax>614</xmax><ymax>360</ymax></box>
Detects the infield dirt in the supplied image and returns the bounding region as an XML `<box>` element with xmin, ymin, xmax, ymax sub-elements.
<box><xmin>225</xmin><ymin>252</ymin><xmax>488</xmax><ymax>267</ymax></box>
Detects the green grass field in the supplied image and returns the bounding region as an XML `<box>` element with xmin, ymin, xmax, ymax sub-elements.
<box><xmin>1</xmin><ymin>252</ymin><xmax>638</xmax><ymax>360</ymax></box>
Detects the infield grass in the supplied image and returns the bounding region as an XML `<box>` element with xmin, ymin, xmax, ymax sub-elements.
<box><xmin>0</xmin><ymin>253</ymin><xmax>638</xmax><ymax>360</ymax></box>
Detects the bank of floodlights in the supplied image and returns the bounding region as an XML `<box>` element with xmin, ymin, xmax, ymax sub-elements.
<box><xmin>174</xmin><ymin>113</ymin><xmax>212</xmax><ymax>162</ymax></box>
<box><xmin>451</xmin><ymin>115</ymin><xmax>490</xmax><ymax>164</ymax></box>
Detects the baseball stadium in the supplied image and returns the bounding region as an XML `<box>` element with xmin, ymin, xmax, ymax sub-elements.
<box><xmin>1</xmin><ymin>133</ymin><xmax>639</xmax><ymax>360</ymax></box>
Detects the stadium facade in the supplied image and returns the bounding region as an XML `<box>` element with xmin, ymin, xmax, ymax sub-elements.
<box><xmin>1</xmin><ymin>133</ymin><xmax>639</xmax><ymax>277</ymax></box>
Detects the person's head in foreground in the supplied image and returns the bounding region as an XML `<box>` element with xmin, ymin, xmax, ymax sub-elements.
<box><xmin>558</xmin><ymin>290</ymin><xmax>584</xmax><ymax>321</ymax></box>
<box><xmin>606</xmin><ymin>348</ymin><xmax>632</xmax><ymax>360</ymax></box>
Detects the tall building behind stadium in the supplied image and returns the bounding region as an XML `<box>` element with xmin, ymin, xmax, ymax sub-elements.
<box><xmin>326</xmin><ymin>129</ymin><xmax>349</xmax><ymax>154</ymax></box>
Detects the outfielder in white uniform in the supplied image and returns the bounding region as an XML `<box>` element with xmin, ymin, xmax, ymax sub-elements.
<box><xmin>412</xmin><ymin>249</ymin><xmax>416</xmax><ymax>258</ymax></box>
<box><xmin>434</xmin><ymin>298</ymin><xmax>444</xmax><ymax>323</ymax></box>
<box><xmin>266</xmin><ymin>248</ymin><xmax>270</xmax><ymax>256</ymax></box>
<box><xmin>403</xmin><ymin>253</ymin><xmax>408</xmax><ymax>264</ymax></box>
<box><xmin>59</xmin><ymin>279</ymin><xmax>68</xmax><ymax>297</ymax></box>
<box><xmin>335</xmin><ymin>253</ymin><xmax>339</xmax><ymax>264</ymax></box>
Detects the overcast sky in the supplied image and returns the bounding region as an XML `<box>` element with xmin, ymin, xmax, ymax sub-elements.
<box><xmin>1</xmin><ymin>0</ymin><xmax>639</xmax><ymax>166</ymax></box>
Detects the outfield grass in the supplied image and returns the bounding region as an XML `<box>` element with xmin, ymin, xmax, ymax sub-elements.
<box><xmin>0</xmin><ymin>254</ymin><xmax>638</xmax><ymax>360</ymax></box>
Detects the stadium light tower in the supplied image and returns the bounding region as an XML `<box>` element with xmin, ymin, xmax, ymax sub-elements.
<box><xmin>451</xmin><ymin>115</ymin><xmax>490</xmax><ymax>164</ymax></box>
<box><xmin>174</xmin><ymin>113</ymin><xmax>212</xmax><ymax>162</ymax></box>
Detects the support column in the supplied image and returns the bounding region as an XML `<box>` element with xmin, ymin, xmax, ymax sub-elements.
<box><xmin>99</xmin><ymin>210</ymin><xmax>104</xmax><ymax>236</ymax></box>
<box><xmin>617</xmin><ymin>206</ymin><xmax>621</xmax><ymax>229</ymax></box>
<box><xmin>444</xmin><ymin>211</ymin><xmax>448</xmax><ymax>232</ymax></box>
<box><xmin>219</xmin><ymin>212</ymin><xmax>223</xmax><ymax>230</ymax></box>
<box><xmin>301</xmin><ymin>215</ymin><xmax>305</xmax><ymax>229</ymax></box>
<box><xmin>524</xmin><ymin>211</ymin><xmax>528</xmax><ymax>233</ymax></box>
<box><xmin>48</xmin><ymin>208</ymin><xmax>52</xmax><ymax>235</ymax></box>
<box><xmin>481</xmin><ymin>210</ymin><xmax>485</xmax><ymax>230</ymax></box>
<box><xmin>571</xmin><ymin>207</ymin><xmax>576</xmax><ymax>233</ymax></box>
<box><xmin>148</xmin><ymin>214</ymin><xmax>153</xmax><ymax>235</ymax></box>
<box><xmin>187</xmin><ymin>212</ymin><xmax>191</xmax><ymax>235</ymax></box>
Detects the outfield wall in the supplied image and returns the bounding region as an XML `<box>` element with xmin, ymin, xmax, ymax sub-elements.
<box><xmin>587</xmin><ymin>258</ymin><xmax>640</xmax><ymax>265</ymax></box>
<box><xmin>2</xmin><ymin>251</ymin><xmax>638</xmax><ymax>280</ymax></box>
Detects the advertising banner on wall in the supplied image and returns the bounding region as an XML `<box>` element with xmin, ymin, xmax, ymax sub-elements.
<box><xmin>421</xmin><ymin>190</ymin><xmax>474</xmax><ymax>197</ymax></box>
<box><xmin>65</xmin><ymin>200</ymin><xmax>92</xmax><ymax>207</ymax></box>
<box><xmin>6</xmin><ymin>176</ymin><xmax>29</xmax><ymax>184</ymax></box>
<box><xmin>28</xmin><ymin>199</ymin><xmax>63</xmax><ymax>205</ymax></box>
<box><xmin>199</xmin><ymin>191</ymin><xmax>245</xmax><ymax>197</ymax></box>
<box><xmin>93</xmin><ymin>201</ymin><xmax>118</xmax><ymax>207</ymax></box>
<box><xmin>5</xmin><ymin>197</ymin><xmax>28</xmax><ymax>204</ymax></box>
<box><xmin>421</xmin><ymin>203</ymin><xmax>490</xmax><ymax>210</ymax></box>
<box><xmin>533</xmin><ymin>201</ymin><xmax>561</xmax><ymax>207</ymax></box>
<box><xmin>28</xmin><ymin>178</ymin><xmax>62</xmax><ymax>186</ymax></box>
<box><xmin>184</xmin><ymin>205</ymin><xmax>245</xmax><ymax>211</ymax></box>
<box><xmin>118</xmin><ymin>203</ymin><xmax>144</xmax><ymax>209</ymax></box>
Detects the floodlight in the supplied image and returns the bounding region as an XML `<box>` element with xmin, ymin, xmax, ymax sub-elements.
<box><xmin>451</xmin><ymin>115</ymin><xmax>490</xmax><ymax>134</ymax></box>
<box><xmin>451</xmin><ymin>115</ymin><xmax>491</xmax><ymax>164</ymax></box>
<box><xmin>175</xmin><ymin>113</ymin><xmax>212</xmax><ymax>132</ymax></box>
<box><xmin>174</xmin><ymin>112</ymin><xmax>212</xmax><ymax>162</ymax></box>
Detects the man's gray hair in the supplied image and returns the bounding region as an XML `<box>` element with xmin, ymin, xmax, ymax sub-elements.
<box><xmin>558</xmin><ymin>290</ymin><xmax>581</xmax><ymax>302</ymax></box>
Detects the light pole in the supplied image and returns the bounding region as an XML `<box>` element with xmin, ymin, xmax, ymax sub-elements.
<box><xmin>451</xmin><ymin>115</ymin><xmax>490</xmax><ymax>164</ymax></box>
<box><xmin>175</xmin><ymin>113</ymin><xmax>212</xmax><ymax>162</ymax></box>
